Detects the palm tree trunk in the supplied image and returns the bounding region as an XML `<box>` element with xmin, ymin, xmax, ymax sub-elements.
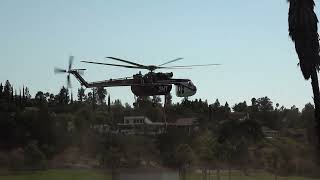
<box><xmin>311</xmin><ymin>67</ymin><xmax>320</xmax><ymax>163</ymax></box>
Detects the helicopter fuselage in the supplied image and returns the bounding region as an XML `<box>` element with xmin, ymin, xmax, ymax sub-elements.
<box><xmin>70</xmin><ymin>70</ymin><xmax>196</xmax><ymax>97</ymax></box>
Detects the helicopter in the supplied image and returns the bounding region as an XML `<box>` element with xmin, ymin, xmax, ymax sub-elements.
<box><xmin>54</xmin><ymin>56</ymin><xmax>220</xmax><ymax>97</ymax></box>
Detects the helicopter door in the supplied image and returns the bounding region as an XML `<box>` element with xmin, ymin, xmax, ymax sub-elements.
<box><xmin>175</xmin><ymin>81</ymin><xmax>197</xmax><ymax>97</ymax></box>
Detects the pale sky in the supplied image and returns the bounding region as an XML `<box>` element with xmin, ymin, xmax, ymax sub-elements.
<box><xmin>0</xmin><ymin>0</ymin><xmax>317</xmax><ymax>109</ymax></box>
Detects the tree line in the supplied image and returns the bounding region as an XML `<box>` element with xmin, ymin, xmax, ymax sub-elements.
<box><xmin>0</xmin><ymin>79</ymin><xmax>318</xmax><ymax>178</ymax></box>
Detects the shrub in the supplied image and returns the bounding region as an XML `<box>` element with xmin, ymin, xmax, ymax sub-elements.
<box><xmin>24</xmin><ymin>141</ymin><xmax>47</xmax><ymax>170</ymax></box>
<box><xmin>41</xmin><ymin>144</ymin><xmax>55</xmax><ymax>159</ymax></box>
<box><xmin>9</xmin><ymin>148</ymin><xmax>24</xmax><ymax>171</ymax></box>
<box><xmin>0</xmin><ymin>151</ymin><xmax>9</xmax><ymax>168</ymax></box>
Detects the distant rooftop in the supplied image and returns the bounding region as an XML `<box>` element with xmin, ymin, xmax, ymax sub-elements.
<box><xmin>169</xmin><ymin>117</ymin><xmax>198</xmax><ymax>126</ymax></box>
<box><xmin>228</xmin><ymin>112</ymin><xmax>249</xmax><ymax>121</ymax></box>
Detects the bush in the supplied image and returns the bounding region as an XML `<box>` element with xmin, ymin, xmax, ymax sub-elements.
<box><xmin>41</xmin><ymin>144</ymin><xmax>55</xmax><ymax>159</ymax></box>
<box><xmin>9</xmin><ymin>148</ymin><xmax>24</xmax><ymax>171</ymax></box>
<box><xmin>0</xmin><ymin>151</ymin><xmax>9</xmax><ymax>168</ymax></box>
<box><xmin>24</xmin><ymin>141</ymin><xmax>47</xmax><ymax>170</ymax></box>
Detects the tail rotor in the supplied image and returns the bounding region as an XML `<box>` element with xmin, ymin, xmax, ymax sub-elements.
<box><xmin>54</xmin><ymin>56</ymin><xmax>85</xmax><ymax>88</ymax></box>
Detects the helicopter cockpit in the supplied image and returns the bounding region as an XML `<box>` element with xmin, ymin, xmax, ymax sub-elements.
<box><xmin>175</xmin><ymin>81</ymin><xmax>197</xmax><ymax>97</ymax></box>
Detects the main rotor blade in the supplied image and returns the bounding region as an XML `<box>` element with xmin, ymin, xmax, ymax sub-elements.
<box><xmin>157</xmin><ymin>67</ymin><xmax>192</xmax><ymax>69</ymax></box>
<box><xmin>106</xmin><ymin>57</ymin><xmax>146</xmax><ymax>68</ymax></box>
<box><xmin>161</xmin><ymin>64</ymin><xmax>221</xmax><ymax>68</ymax></box>
<box><xmin>81</xmin><ymin>61</ymin><xmax>143</xmax><ymax>69</ymax></box>
<box><xmin>69</xmin><ymin>56</ymin><xmax>74</xmax><ymax>71</ymax></box>
<box><xmin>54</xmin><ymin>67</ymin><xmax>67</xmax><ymax>74</ymax></box>
<box><xmin>158</xmin><ymin>57</ymin><xmax>184</xmax><ymax>67</ymax></box>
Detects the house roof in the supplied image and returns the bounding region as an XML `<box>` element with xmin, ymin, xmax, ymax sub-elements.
<box><xmin>120</xmin><ymin>116</ymin><xmax>165</xmax><ymax>126</ymax></box>
<box><xmin>228</xmin><ymin>112</ymin><xmax>248</xmax><ymax>121</ymax></box>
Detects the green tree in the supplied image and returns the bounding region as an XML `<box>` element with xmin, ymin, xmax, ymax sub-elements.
<box><xmin>77</xmin><ymin>87</ymin><xmax>86</xmax><ymax>102</ymax></box>
<box><xmin>108</xmin><ymin>95</ymin><xmax>111</xmax><ymax>112</ymax></box>
<box><xmin>57</xmin><ymin>86</ymin><xmax>69</xmax><ymax>104</ymax></box>
<box><xmin>152</xmin><ymin>95</ymin><xmax>162</xmax><ymax>107</ymax></box>
<box><xmin>48</xmin><ymin>93</ymin><xmax>55</xmax><ymax>105</ymax></box>
<box><xmin>271</xmin><ymin>151</ymin><xmax>280</xmax><ymax>180</ymax></box>
<box><xmin>52</xmin><ymin>113</ymin><xmax>74</xmax><ymax>149</ymax></box>
<box><xmin>85</xmin><ymin>91</ymin><xmax>93</xmax><ymax>104</ymax></box>
<box><xmin>214</xmin><ymin>140</ymin><xmax>235</xmax><ymax>180</ymax></box>
<box><xmin>165</xmin><ymin>93</ymin><xmax>172</xmax><ymax>105</ymax></box>
<box><xmin>0</xmin><ymin>83</ymin><xmax>3</xmax><ymax>99</ymax></box>
<box><xmin>301</xmin><ymin>103</ymin><xmax>316</xmax><ymax>143</ymax></box>
<box><xmin>3</xmin><ymin>80</ymin><xmax>11</xmax><ymax>102</ymax></box>
<box><xmin>233</xmin><ymin>101</ymin><xmax>248</xmax><ymax>112</ymax></box>
<box><xmin>97</xmin><ymin>87</ymin><xmax>107</xmax><ymax>105</ymax></box>
<box><xmin>113</xmin><ymin>99</ymin><xmax>122</xmax><ymax>107</ymax></box>
<box><xmin>24</xmin><ymin>141</ymin><xmax>47</xmax><ymax>170</ymax></box>
<box><xmin>174</xmin><ymin>144</ymin><xmax>195</xmax><ymax>180</ymax></box>
<box><xmin>213</xmin><ymin>99</ymin><xmax>220</xmax><ymax>108</ymax></box>
<box><xmin>256</xmin><ymin>96</ymin><xmax>273</xmax><ymax>112</ymax></box>
<box><xmin>286</xmin><ymin>105</ymin><xmax>300</xmax><ymax>128</ymax></box>
<box><xmin>217</xmin><ymin>119</ymin><xmax>262</xmax><ymax>175</ymax></box>
<box><xmin>288</xmin><ymin>0</ymin><xmax>320</xmax><ymax>159</ymax></box>
<box><xmin>92</xmin><ymin>88</ymin><xmax>97</xmax><ymax>108</ymax></box>
<box><xmin>192</xmin><ymin>131</ymin><xmax>215</xmax><ymax>180</ymax></box>
<box><xmin>35</xmin><ymin>91</ymin><xmax>47</xmax><ymax>105</ymax></box>
<box><xmin>111</xmin><ymin>99</ymin><xmax>124</xmax><ymax>125</ymax></box>
<box><xmin>11</xmin><ymin>87</ymin><xmax>14</xmax><ymax>103</ymax></box>
<box><xmin>44</xmin><ymin>92</ymin><xmax>50</xmax><ymax>101</ymax></box>
<box><xmin>224</xmin><ymin>102</ymin><xmax>231</xmax><ymax>113</ymax></box>
<box><xmin>210</xmin><ymin>99</ymin><xmax>230</xmax><ymax>122</ymax></box>
<box><xmin>101</xmin><ymin>146</ymin><xmax>121</xmax><ymax>180</ymax></box>
<box><xmin>250</xmin><ymin>97</ymin><xmax>258</xmax><ymax>112</ymax></box>
<box><xmin>24</xmin><ymin>87</ymin><xmax>31</xmax><ymax>100</ymax></box>
<box><xmin>136</xmin><ymin>96</ymin><xmax>152</xmax><ymax>108</ymax></box>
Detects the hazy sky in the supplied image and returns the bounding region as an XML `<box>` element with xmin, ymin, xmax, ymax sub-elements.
<box><xmin>0</xmin><ymin>0</ymin><xmax>317</xmax><ymax>109</ymax></box>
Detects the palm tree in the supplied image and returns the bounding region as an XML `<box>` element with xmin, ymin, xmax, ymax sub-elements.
<box><xmin>288</xmin><ymin>0</ymin><xmax>320</xmax><ymax>158</ymax></box>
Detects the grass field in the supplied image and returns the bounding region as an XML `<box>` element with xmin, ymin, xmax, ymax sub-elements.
<box><xmin>0</xmin><ymin>169</ymin><xmax>111</xmax><ymax>180</ymax></box>
<box><xmin>187</xmin><ymin>171</ymin><xmax>320</xmax><ymax>180</ymax></box>
<box><xmin>0</xmin><ymin>169</ymin><xmax>318</xmax><ymax>180</ymax></box>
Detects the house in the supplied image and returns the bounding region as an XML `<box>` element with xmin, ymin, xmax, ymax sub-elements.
<box><xmin>117</xmin><ymin>116</ymin><xmax>165</xmax><ymax>135</ymax></box>
<box><xmin>116</xmin><ymin>116</ymin><xmax>199</xmax><ymax>135</ymax></box>
<box><xmin>91</xmin><ymin>124</ymin><xmax>111</xmax><ymax>134</ymax></box>
<box><xmin>167</xmin><ymin>117</ymin><xmax>199</xmax><ymax>134</ymax></box>
<box><xmin>121</xmin><ymin>116</ymin><xmax>164</xmax><ymax>126</ymax></box>
<box><xmin>170</xmin><ymin>118</ymin><xmax>197</xmax><ymax>126</ymax></box>
<box><xmin>262</xmin><ymin>126</ymin><xmax>279</xmax><ymax>139</ymax></box>
<box><xmin>284</xmin><ymin>128</ymin><xmax>306</xmax><ymax>141</ymax></box>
